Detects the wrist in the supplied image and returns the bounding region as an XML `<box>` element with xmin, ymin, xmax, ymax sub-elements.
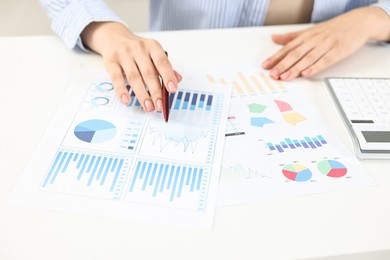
<box><xmin>364</xmin><ymin>6</ymin><xmax>390</xmax><ymax>41</ymax></box>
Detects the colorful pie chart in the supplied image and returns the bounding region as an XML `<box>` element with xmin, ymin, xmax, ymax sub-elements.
<box><xmin>282</xmin><ymin>163</ymin><xmax>312</xmax><ymax>182</ymax></box>
<box><xmin>74</xmin><ymin>119</ymin><xmax>116</xmax><ymax>143</ymax></box>
<box><xmin>317</xmin><ymin>160</ymin><xmax>347</xmax><ymax>178</ymax></box>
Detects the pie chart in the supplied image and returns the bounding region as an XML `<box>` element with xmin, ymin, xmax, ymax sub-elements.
<box><xmin>317</xmin><ymin>160</ymin><xmax>347</xmax><ymax>178</ymax></box>
<box><xmin>282</xmin><ymin>163</ymin><xmax>312</xmax><ymax>182</ymax></box>
<box><xmin>74</xmin><ymin>119</ymin><xmax>117</xmax><ymax>143</ymax></box>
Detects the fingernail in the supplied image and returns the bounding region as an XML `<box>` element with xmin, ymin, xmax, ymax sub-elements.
<box><xmin>167</xmin><ymin>81</ymin><xmax>176</xmax><ymax>92</ymax></box>
<box><xmin>270</xmin><ymin>69</ymin><xmax>279</xmax><ymax>79</ymax></box>
<box><xmin>280</xmin><ymin>71</ymin><xmax>291</xmax><ymax>80</ymax></box>
<box><xmin>121</xmin><ymin>94</ymin><xmax>130</xmax><ymax>104</ymax></box>
<box><xmin>156</xmin><ymin>99</ymin><xmax>163</xmax><ymax>111</ymax></box>
<box><xmin>262</xmin><ymin>60</ymin><xmax>270</xmax><ymax>68</ymax></box>
<box><xmin>144</xmin><ymin>100</ymin><xmax>154</xmax><ymax>112</ymax></box>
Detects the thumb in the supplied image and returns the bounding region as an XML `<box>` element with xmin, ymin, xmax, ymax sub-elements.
<box><xmin>271</xmin><ymin>31</ymin><xmax>301</xmax><ymax>45</ymax></box>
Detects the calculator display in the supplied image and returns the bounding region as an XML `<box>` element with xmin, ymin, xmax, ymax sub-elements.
<box><xmin>362</xmin><ymin>131</ymin><xmax>390</xmax><ymax>143</ymax></box>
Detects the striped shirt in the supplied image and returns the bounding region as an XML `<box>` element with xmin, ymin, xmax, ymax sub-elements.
<box><xmin>39</xmin><ymin>0</ymin><xmax>390</xmax><ymax>50</ymax></box>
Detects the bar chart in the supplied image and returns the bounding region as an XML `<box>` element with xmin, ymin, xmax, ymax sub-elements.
<box><xmin>267</xmin><ymin>135</ymin><xmax>328</xmax><ymax>153</ymax></box>
<box><xmin>41</xmin><ymin>149</ymin><xmax>131</xmax><ymax>200</ymax></box>
<box><xmin>126</xmin><ymin>159</ymin><xmax>210</xmax><ymax>210</ymax></box>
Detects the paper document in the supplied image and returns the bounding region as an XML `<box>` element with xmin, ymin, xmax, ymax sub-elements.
<box><xmin>8</xmin><ymin>69</ymin><xmax>231</xmax><ymax>229</ymax></box>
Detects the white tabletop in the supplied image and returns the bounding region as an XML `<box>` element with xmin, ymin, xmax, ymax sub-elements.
<box><xmin>1</xmin><ymin>24</ymin><xmax>390</xmax><ymax>260</ymax></box>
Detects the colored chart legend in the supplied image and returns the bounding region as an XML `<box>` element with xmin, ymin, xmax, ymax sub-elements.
<box><xmin>282</xmin><ymin>164</ymin><xmax>312</xmax><ymax>182</ymax></box>
<box><xmin>41</xmin><ymin>149</ymin><xmax>131</xmax><ymax>200</ymax></box>
<box><xmin>267</xmin><ymin>135</ymin><xmax>328</xmax><ymax>153</ymax></box>
<box><xmin>126</xmin><ymin>159</ymin><xmax>210</xmax><ymax>210</ymax></box>
<box><xmin>317</xmin><ymin>160</ymin><xmax>347</xmax><ymax>178</ymax></box>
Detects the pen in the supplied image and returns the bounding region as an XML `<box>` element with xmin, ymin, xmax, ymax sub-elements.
<box><xmin>162</xmin><ymin>51</ymin><xmax>169</xmax><ymax>122</ymax></box>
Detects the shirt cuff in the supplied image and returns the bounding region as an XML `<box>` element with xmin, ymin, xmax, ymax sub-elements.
<box><xmin>372</xmin><ymin>2</ymin><xmax>390</xmax><ymax>17</ymax></box>
<box><xmin>51</xmin><ymin>0</ymin><xmax>126</xmax><ymax>51</ymax></box>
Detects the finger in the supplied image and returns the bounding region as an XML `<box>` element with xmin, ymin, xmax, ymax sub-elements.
<box><xmin>122</xmin><ymin>59</ymin><xmax>155</xmax><ymax>112</ymax></box>
<box><xmin>268</xmin><ymin>38</ymin><xmax>317</xmax><ymax>80</ymax></box>
<box><xmin>150</xmin><ymin>48</ymin><xmax>178</xmax><ymax>93</ymax></box>
<box><xmin>105</xmin><ymin>62</ymin><xmax>129</xmax><ymax>105</ymax></box>
<box><xmin>301</xmin><ymin>47</ymin><xmax>339</xmax><ymax>78</ymax></box>
<box><xmin>279</xmin><ymin>40</ymin><xmax>333</xmax><ymax>81</ymax></box>
<box><xmin>271</xmin><ymin>31</ymin><xmax>302</xmax><ymax>45</ymax></box>
<box><xmin>134</xmin><ymin>55</ymin><xmax>164</xmax><ymax>111</ymax></box>
<box><xmin>174</xmin><ymin>70</ymin><xmax>182</xmax><ymax>82</ymax></box>
<box><xmin>262</xmin><ymin>36</ymin><xmax>305</xmax><ymax>71</ymax></box>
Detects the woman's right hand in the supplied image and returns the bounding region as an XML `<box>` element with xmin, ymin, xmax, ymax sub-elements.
<box><xmin>81</xmin><ymin>22</ymin><xmax>182</xmax><ymax>112</ymax></box>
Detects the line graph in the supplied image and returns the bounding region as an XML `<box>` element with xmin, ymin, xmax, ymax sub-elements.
<box><xmin>139</xmin><ymin>120</ymin><xmax>217</xmax><ymax>164</ymax></box>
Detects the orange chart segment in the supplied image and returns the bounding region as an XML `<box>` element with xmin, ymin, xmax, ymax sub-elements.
<box><xmin>283</xmin><ymin>112</ymin><xmax>305</xmax><ymax>125</ymax></box>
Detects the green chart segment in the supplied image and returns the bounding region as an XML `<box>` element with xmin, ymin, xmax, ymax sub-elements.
<box><xmin>282</xmin><ymin>163</ymin><xmax>312</xmax><ymax>182</ymax></box>
<box><xmin>317</xmin><ymin>160</ymin><xmax>347</xmax><ymax>178</ymax></box>
<box><xmin>74</xmin><ymin>119</ymin><xmax>117</xmax><ymax>143</ymax></box>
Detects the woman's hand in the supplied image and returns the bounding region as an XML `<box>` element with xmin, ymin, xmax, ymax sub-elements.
<box><xmin>81</xmin><ymin>22</ymin><xmax>182</xmax><ymax>112</ymax></box>
<box><xmin>262</xmin><ymin>6</ymin><xmax>390</xmax><ymax>81</ymax></box>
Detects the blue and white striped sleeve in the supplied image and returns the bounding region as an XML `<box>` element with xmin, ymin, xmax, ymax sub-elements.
<box><xmin>373</xmin><ymin>1</ymin><xmax>390</xmax><ymax>16</ymax></box>
<box><xmin>38</xmin><ymin>0</ymin><xmax>126</xmax><ymax>51</ymax></box>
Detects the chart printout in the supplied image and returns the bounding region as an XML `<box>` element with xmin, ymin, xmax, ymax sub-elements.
<box><xmin>8</xmin><ymin>69</ymin><xmax>231</xmax><ymax>229</ymax></box>
<box><xmin>205</xmin><ymin>64</ymin><xmax>376</xmax><ymax>206</ymax></box>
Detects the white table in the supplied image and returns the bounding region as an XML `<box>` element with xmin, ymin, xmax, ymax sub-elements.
<box><xmin>1</xmin><ymin>25</ymin><xmax>390</xmax><ymax>260</ymax></box>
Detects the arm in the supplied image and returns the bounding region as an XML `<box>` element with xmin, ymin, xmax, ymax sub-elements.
<box><xmin>262</xmin><ymin>4</ymin><xmax>390</xmax><ymax>81</ymax></box>
<box><xmin>39</xmin><ymin>0</ymin><xmax>181</xmax><ymax>111</ymax></box>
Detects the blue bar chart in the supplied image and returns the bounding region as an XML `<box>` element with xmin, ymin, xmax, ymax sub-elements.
<box><xmin>41</xmin><ymin>149</ymin><xmax>131</xmax><ymax>200</ymax></box>
<box><xmin>267</xmin><ymin>135</ymin><xmax>328</xmax><ymax>153</ymax></box>
<box><xmin>126</xmin><ymin>159</ymin><xmax>210</xmax><ymax>210</ymax></box>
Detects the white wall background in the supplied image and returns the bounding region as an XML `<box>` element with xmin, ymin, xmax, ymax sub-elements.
<box><xmin>0</xmin><ymin>0</ymin><xmax>149</xmax><ymax>36</ymax></box>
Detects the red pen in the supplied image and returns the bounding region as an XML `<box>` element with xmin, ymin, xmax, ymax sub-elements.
<box><xmin>162</xmin><ymin>51</ymin><xmax>170</xmax><ymax>122</ymax></box>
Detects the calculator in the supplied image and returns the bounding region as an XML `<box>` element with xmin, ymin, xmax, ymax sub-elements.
<box><xmin>325</xmin><ymin>77</ymin><xmax>390</xmax><ymax>159</ymax></box>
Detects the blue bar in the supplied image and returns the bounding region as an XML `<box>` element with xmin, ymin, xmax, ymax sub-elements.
<box><xmin>139</xmin><ymin>161</ymin><xmax>147</xmax><ymax>178</ymax></box>
<box><xmin>110</xmin><ymin>159</ymin><xmax>124</xmax><ymax>192</ymax></box>
<box><xmin>96</xmin><ymin>157</ymin><xmax>107</xmax><ymax>180</ymax></box>
<box><xmin>72</xmin><ymin>153</ymin><xmax>79</xmax><ymax>161</ymax></box>
<box><xmin>76</xmin><ymin>154</ymin><xmax>85</xmax><ymax>169</ymax></box>
<box><xmin>293</xmin><ymin>140</ymin><xmax>301</xmax><ymax>147</ymax></box>
<box><xmin>186</xmin><ymin>167</ymin><xmax>193</xmax><ymax>185</ymax></box>
<box><xmin>169</xmin><ymin>92</ymin><xmax>175</xmax><ymax>109</ymax></box>
<box><xmin>317</xmin><ymin>135</ymin><xmax>327</xmax><ymax>144</ymax></box>
<box><xmin>199</xmin><ymin>94</ymin><xmax>205</xmax><ymax>108</ymax></box>
<box><xmin>153</xmin><ymin>164</ymin><xmax>165</xmax><ymax>197</ymax></box>
<box><xmin>275</xmin><ymin>144</ymin><xmax>284</xmax><ymax>153</ymax></box>
<box><xmin>88</xmin><ymin>156</ymin><xmax>102</xmax><ymax>186</ymax></box>
<box><xmin>174</xmin><ymin>91</ymin><xmax>183</xmax><ymax>110</ymax></box>
<box><xmin>305</xmin><ymin>137</ymin><xmax>316</xmax><ymax>149</ymax></box>
<box><xmin>149</xmin><ymin>163</ymin><xmax>158</xmax><ymax>186</ymax></box>
<box><xmin>159</xmin><ymin>164</ymin><xmax>170</xmax><ymax>192</ymax></box>
<box><xmin>111</xmin><ymin>158</ymin><xmax>118</xmax><ymax>172</ymax></box>
<box><xmin>86</xmin><ymin>155</ymin><xmax>96</xmax><ymax>173</ymax></box>
<box><xmin>206</xmin><ymin>95</ymin><xmax>213</xmax><ymax>111</ymax></box>
<box><xmin>61</xmin><ymin>152</ymin><xmax>74</xmax><ymax>173</ymax></box>
<box><xmin>190</xmin><ymin>168</ymin><xmax>198</xmax><ymax>192</ymax></box>
<box><xmin>196</xmin><ymin>168</ymin><xmax>203</xmax><ymax>190</ymax></box>
<box><xmin>142</xmin><ymin>162</ymin><xmax>153</xmax><ymax>190</ymax></box>
<box><xmin>100</xmin><ymin>157</ymin><xmax>113</xmax><ymax>185</ymax></box>
<box><xmin>129</xmin><ymin>160</ymin><xmax>142</xmax><ymax>192</ymax></box>
<box><xmin>167</xmin><ymin>165</ymin><xmax>176</xmax><ymax>189</ymax></box>
<box><xmin>77</xmin><ymin>154</ymin><xmax>90</xmax><ymax>180</ymax></box>
<box><xmin>300</xmin><ymin>140</ymin><xmax>309</xmax><ymax>148</ymax></box>
<box><xmin>182</xmin><ymin>92</ymin><xmax>190</xmax><ymax>110</ymax></box>
<box><xmin>177</xmin><ymin>167</ymin><xmax>187</xmax><ymax>198</ymax></box>
<box><xmin>135</xmin><ymin>99</ymin><xmax>140</xmax><ymax>107</ymax></box>
<box><xmin>50</xmin><ymin>152</ymin><xmax>68</xmax><ymax>184</ymax></box>
<box><xmin>267</xmin><ymin>143</ymin><xmax>276</xmax><ymax>150</ymax></box>
<box><xmin>42</xmin><ymin>151</ymin><xmax>63</xmax><ymax>187</ymax></box>
<box><xmin>313</xmin><ymin>137</ymin><xmax>322</xmax><ymax>147</ymax></box>
<box><xmin>170</xmin><ymin>166</ymin><xmax>181</xmax><ymax>201</ymax></box>
<box><xmin>281</xmin><ymin>142</ymin><xmax>288</xmax><ymax>148</ymax></box>
<box><xmin>190</xmin><ymin>94</ymin><xmax>198</xmax><ymax>110</ymax></box>
<box><xmin>285</xmin><ymin>138</ymin><xmax>295</xmax><ymax>149</ymax></box>
<box><xmin>128</xmin><ymin>91</ymin><xmax>136</xmax><ymax>106</ymax></box>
